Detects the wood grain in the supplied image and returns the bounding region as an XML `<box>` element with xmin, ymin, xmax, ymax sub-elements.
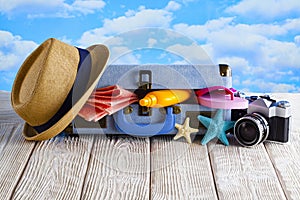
<box><xmin>265</xmin><ymin>129</ymin><xmax>300</xmax><ymax>200</ymax></box>
<box><xmin>0</xmin><ymin>91</ymin><xmax>22</xmax><ymax>122</ymax></box>
<box><xmin>150</xmin><ymin>135</ymin><xmax>218</xmax><ymax>200</ymax></box>
<box><xmin>12</xmin><ymin>135</ymin><xmax>94</xmax><ymax>200</ymax></box>
<box><xmin>81</xmin><ymin>135</ymin><xmax>150</xmax><ymax>200</ymax></box>
<box><xmin>208</xmin><ymin>137</ymin><xmax>286</xmax><ymax>200</ymax></box>
<box><xmin>264</xmin><ymin>93</ymin><xmax>300</xmax><ymax>200</ymax></box>
<box><xmin>0</xmin><ymin>91</ymin><xmax>11</xmax><ymax>111</ymax></box>
<box><xmin>0</xmin><ymin>123</ymin><xmax>36</xmax><ymax>200</ymax></box>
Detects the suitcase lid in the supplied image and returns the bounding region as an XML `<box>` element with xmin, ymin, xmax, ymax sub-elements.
<box><xmin>97</xmin><ymin>64</ymin><xmax>231</xmax><ymax>90</ymax></box>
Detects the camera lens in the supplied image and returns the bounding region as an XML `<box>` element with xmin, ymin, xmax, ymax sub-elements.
<box><xmin>238</xmin><ymin>121</ymin><xmax>257</xmax><ymax>141</ymax></box>
<box><xmin>234</xmin><ymin>113</ymin><xmax>269</xmax><ymax>147</ymax></box>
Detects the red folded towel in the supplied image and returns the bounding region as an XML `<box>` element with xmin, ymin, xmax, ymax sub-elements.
<box><xmin>78</xmin><ymin>85</ymin><xmax>138</xmax><ymax>122</ymax></box>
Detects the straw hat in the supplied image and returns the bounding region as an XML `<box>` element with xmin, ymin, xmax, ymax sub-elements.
<box><xmin>11</xmin><ymin>38</ymin><xmax>109</xmax><ymax>140</ymax></box>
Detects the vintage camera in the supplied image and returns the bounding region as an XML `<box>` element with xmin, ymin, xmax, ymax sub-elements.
<box><xmin>231</xmin><ymin>95</ymin><xmax>291</xmax><ymax>147</ymax></box>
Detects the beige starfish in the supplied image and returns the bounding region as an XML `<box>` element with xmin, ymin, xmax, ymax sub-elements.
<box><xmin>173</xmin><ymin>117</ymin><xmax>199</xmax><ymax>144</ymax></box>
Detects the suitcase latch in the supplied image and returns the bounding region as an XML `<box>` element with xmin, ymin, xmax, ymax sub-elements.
<box><xmin>138</xmin><ymin>70</ymin><xmax>152</xmax><ymax>116</ymax></box>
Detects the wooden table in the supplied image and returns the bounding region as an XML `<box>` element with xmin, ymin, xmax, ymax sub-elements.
<box><xmin>0</xmin><ymin>91</ymin><xmax>300</xmax><ymax>200</ymax></box>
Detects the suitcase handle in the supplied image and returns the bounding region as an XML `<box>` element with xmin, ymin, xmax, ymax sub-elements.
<box><xmin>114</xmin><ymin>106</ymin><xmax>176</xmax><ymax>136</ymax></box>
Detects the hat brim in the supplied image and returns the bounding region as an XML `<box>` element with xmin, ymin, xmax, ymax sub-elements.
<box><xmin>23</xmin><ymin>44</ymin><xmax>109</xmax><ymax>140</ymax></box>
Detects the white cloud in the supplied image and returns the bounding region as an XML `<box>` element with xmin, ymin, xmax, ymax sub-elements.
<box><xmin>173</xmin><ymin>17</ymin><xmax>234</xmax><ymax>41</ymax></box>
<box><xmin>57</xmin><ymin>35</ymin><xmax>73</xmax><ymax>44</ymax></box>
<box><xmin>178</xmin><ymin>0</ymin><xmax>199</xmax><ymax>4</ymax></box>
<box><xmin>71</xmin><ymin>0</ymin><xmax>105</xmax><ymax>15</ymax></box>
<box><xmin>125</xmin><ymin>9</ymin><xmax>136</xmax><ymax>17</ymax></box>
<box><xmin>204</xmin><ymin>17</ymin><xmax>235</xmax><ymax>30</ymax></box>
<box><xmin>0</xmin><ymin>0</ymin><xmax>106</xmax><ymax>18</ymax></box>
<box><xmin>109</xmin><ymin>46</ymin><xmax>140</xmax><ymax>64</ymax></box>
<box><xmin>166</xmin><ymin>43</ymin><xmax>212</xmax><ymax>64</ymax></box>
<box><xmin>173</xmin><ymin>16</ymin><xmax>300</xmax><ymax>93</ymax></box>
<box><xmin>74</xmin><ymin>2</ymin><xmax>300</xmax><ymax>93</ymax></box>
<box><xmin>78</xmin><ymin>6</ymin><xmax>174</xmax><ymax>46</ymax></box>
<box><xmin>283</xmin><ymin>18</ymin><xmax>300</xmax><ymax>32</ymax></box>
<box><xmin>217</xmin><ymin>56</ymin><xmax>249</xmax><ymax>68</ymax></box>
<box><xmin>260</xmin><ymin>39</ymin><xmax>300</xmax><ymax>68</ymax></box>
<box><xmin>174</xmin><ymin>17</ymin><xmax>300</xmax><ymax>71</ymax></box>
<box><xmin>241</xmin><ymin>79</ymin><xmax>300</xmax><ymax>93</ymax></box>
<box><xmin>275</xmin><ymin>70</ymin><xmax>294</xmax><ymax>76</ymax></box>
<box><xmin>174</xmin><ymin>17</ymin><xmax>300</xmax><ymax>42</ymax></box>
<box><xmin>0</xmin><ymin>30</ymin><xmax>37</xmax><ymax>71</ymax></box>
<box><xmin>216</xmin><ymin>56</ymin><xmax>251</xmax><ymax>74</ymax></box>
<box><xmin>0</xmin><ymin>0</ymin><xmax>63</xmax><ymax>12</ymax></box>
<box><xmin>103</xmin><ymin>9</ymin><xmax>172</xmax><ymax>33</ymax></box>
<box><xmin>147</xmin><ymin>38</ymin><xmax>157</xmax><ymax>48</ymax></box>
<box><xmin>290</xmin><ymin>76</ymin><xmax>300</xmax><ymax>82</ymax></box>
<box><xmin>165</xmin><ymin>1</ymin><xmax>181</xmax><ymax>11</ymax></box>
<box><xmin>241</xmin><ymin>79</ymin><xmax>253</xmax><ymax>86</ymax></box>
<box><xmin>295</xmin><ymin>35</ymin><xmax>300</xmax><ymax>46</ymax></box>
<box><xmin>226</xmin><ymin>0</ymin><xmax>300</xmax><ymax>20</ymax></box>
<box><xmin>259</xmin><ymin>82</ymin><xmax>299</xmax><ymax>93</ymax></box>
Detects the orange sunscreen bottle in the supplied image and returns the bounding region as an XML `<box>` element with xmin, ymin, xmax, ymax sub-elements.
<box><xmin>139</xmin><ymin>90</ymin><xmax>191</xmax><ymax>108</ymax></box>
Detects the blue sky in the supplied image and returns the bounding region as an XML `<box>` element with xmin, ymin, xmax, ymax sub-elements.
<box><xmin>0</xmin><ymin>0</ymin><xmax>300</xmax><ymax>93</ymax></box>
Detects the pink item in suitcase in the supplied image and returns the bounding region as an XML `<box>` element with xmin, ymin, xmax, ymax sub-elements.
<box><xmin>78</xmin><ymin>85</ymin><xmax>138</xmax><ymax>122</ymax></box>
<box><xmin>196</xmin><ymin>86</ymin><xmax>248</xmax><ymax>109</ymax></box>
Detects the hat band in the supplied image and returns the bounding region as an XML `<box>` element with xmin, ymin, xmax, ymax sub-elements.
<box><xmin>33</xmin><ymin>47</ymin><xmax>92</xmax><ymax>134</ymax></box>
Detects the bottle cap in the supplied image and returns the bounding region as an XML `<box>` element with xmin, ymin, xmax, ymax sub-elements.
<box><xmin>139</xmin><ymin>94</ymin><xmax>157</xmax><ymax>107</ymax></box>
<box><xmin>139</xmin><ymin>98</ymin><xmax>150</xmax><ymax>107</ymax></box>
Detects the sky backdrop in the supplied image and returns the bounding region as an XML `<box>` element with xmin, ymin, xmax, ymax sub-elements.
<box><xmin>0</xmin><ymin>0</ymin><xmax>300</xmax><ymax>93</ymax></box>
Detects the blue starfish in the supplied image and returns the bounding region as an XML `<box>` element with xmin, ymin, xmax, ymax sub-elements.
<box><xmin>197</xmin><ymin>109</ymin><xmax>235</xmax><ymax>146</ymax></box>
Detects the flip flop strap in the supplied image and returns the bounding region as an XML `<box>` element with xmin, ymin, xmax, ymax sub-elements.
<box><xmin>195</xmin><ymin>86</ymin><xmax>234</xmax><ymax>100</ymax></box>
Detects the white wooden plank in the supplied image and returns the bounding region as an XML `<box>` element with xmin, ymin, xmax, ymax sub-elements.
<box><xmin>208</xmin><ymin>137</ymin><xmax>286</xmax><ymax>200</ymax></box>
<box><xmin>0</xmin><ymin>91</ymin><xmax>22</xmax><ymax>121</ymax></box>
<box><xmin>12</xmin><ymin>135</ymin><xmax>94</xmax><ymax>200</ymax></box>
<box><xmin>264</xmin><ymin>93</ymin><xmax>300</xmax><ymax>200</ymax></box>
<box><xmin>0</xmin><ymin>91</ymin><xmax>11</xmax><ymax>110</ymax></box>
<box><xmin>150</xmin><ymin>136</ymin><xmax>218</xmax><ymax>200</ymax></box>
<box><xmin>81</xmin><ymin>135</ymin><xmax>150</xmax><ymax>200</ymax></box>
<box><xmin>265</xmin><ymin>129</ymin><xmax>300</xmax><ymax>200</ymax></box>
<box><xmin>0</xmin><ymin>123</ymin><xmax>36</xmax><ymax>200</ymax></box>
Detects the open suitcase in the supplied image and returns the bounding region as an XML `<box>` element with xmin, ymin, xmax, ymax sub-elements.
<box><xmin>72</xmin><ymin>64</ymin><xmax>232</xmax><ymax>136</ymax></box>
